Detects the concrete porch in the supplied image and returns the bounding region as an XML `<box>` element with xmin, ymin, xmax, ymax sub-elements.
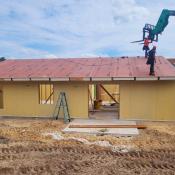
<box><xmin>62</xmin><ymin>119</ymin><xmax>139</xmax><ymax>136</ymax></box>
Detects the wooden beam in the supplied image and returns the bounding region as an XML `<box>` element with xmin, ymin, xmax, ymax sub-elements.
<box><xmin>96</xmin><ymin>84</ymin><xmax>101</xmax><ymax>101</ymax></box>
<box><xmin>69</xmin><ymin>124</ymin><xmax>146</xmax><ymax>129</ymax></box>
<box><xmin>99</xmin><ymin>84</ymin><xmax>118</xmax><ymax>104</ymax></box>
<box><xmin>88</xmin><ymin>88</ymin><xmax>94</xmax><ymax>110</ymax></box>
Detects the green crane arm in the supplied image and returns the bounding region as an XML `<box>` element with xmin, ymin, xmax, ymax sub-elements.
<box><xmin>150</xmin><ymin>9</ymin><xmax>175</xmax><ymax>40</ymax></box>
<box><xmin>131</xmin><ymin>9</ymin><xmax>175</xmax><ymax>43</ymax></box>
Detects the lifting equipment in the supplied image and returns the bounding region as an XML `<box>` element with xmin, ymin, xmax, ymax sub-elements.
<box><xmin>131</xmin><ymin>9</ymin><xmax>175</xmax><ymax>44</ymax></box>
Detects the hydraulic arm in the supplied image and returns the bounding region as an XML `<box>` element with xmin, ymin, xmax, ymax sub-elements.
<box><xmin>132</xmin><ymin>9</ymin><xmax>175</xmax><ymax>43</ymax></box>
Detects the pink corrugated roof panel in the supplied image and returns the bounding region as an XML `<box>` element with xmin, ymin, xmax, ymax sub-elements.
<box><xmin>0</xmin><ymin>56</ymin><xmax>175</xmax><ymax>79</ymax></box>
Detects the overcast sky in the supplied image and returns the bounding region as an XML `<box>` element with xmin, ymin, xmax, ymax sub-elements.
<box><xmin>0</xmin><ymin>0</ymin><xmax>175</xmax><ymax>59</ymax></box>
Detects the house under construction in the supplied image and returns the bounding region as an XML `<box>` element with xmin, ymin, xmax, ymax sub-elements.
<box><xmin>0</xmin><ymin>56</ymin><xmax>175</xmax><ymax>121</ymax></box>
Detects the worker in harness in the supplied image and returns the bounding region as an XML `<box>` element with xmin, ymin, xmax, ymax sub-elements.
<box><xmin>146</xmin><ymin>46</ymin><xmax>156</xmax><ymax>76</ymax></box>
<box><xmin>142</xmin><ymin>37</ymin><xmax>150</xmax><ymax>58</ymax></box>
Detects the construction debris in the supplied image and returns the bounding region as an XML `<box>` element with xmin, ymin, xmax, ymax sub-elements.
<box><xmin>44</xmin><ymin>132</ymin><xmax>133</xmax><ymax>153</ymax></box>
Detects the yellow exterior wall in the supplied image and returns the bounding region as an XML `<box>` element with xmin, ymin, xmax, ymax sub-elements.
<box><xmin>120</xmin><ymin>81</ymin><xmax>175</xmax><ymax>121</ymax></box>
<box><xmin>0</xmin><ymin>82</ymin><xmax>88</xmax><ymax>118</ymax></box>
<box><xmin>1</xmin><ymin>80</ymin><xmax>175</xmax><ymax>120</ymax></box>
<box><xmin>0</xmin><ymin>89</ymin><xmax>3</xmax><ymax>109</ymax></box>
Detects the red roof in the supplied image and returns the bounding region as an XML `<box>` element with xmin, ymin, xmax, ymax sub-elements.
<box><xmin>0</xmin><ymin>56</ymin><xmax>175</xmax><ymax>80</ymax></box>
<box><xmin>168</xmin><ymin>58</ymin><xmax>175</xmax><ymax>65</ymax></box>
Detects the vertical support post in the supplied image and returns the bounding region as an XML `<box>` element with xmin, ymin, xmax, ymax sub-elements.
<box><xmin>96</xmin><ymin>84</ymin><xmax>101</xmax><ymax>101</ymax></box>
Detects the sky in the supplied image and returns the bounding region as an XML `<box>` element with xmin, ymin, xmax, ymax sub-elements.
<box><xmin>0</xmin><ymin>0</ymin><xmax>175</xmax><ymax>59</ymax></box>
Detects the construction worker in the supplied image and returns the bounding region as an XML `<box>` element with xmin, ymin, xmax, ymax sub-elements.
<box><xmin>146</xmin><ymin>46</ymin><xmax>156</xmax><ymax>76</ymax></box>
<box><xmin>143</xmin><ymin>37</ymin><xmax>150</xmax><ymax>58</ymax></box>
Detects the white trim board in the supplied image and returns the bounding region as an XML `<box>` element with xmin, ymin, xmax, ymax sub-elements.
<box><xmin>51</xmin><ymin>78</ymin><xmax>69</xmax><ymax>81</ymax></box>
<box><xmin>91</xmin><ymin>77</ymin><xmax>112</xmax><ymax>81</ymax></box>
<box><xmin>113</xmin><ymin>77</ymin><xmax>134</xmax><ymax>80</ymax></box>
<box><xmin>159</xmin><ymin>77</ymin><xmax>175</xmax><ymax>80</ymax></box>
<box><xmin>136</xmin><ymin>77</ymin><xmax>158</xmax><ymax>81</ymax></box>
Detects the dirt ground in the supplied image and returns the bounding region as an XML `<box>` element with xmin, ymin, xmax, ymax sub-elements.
<box><xmin>0</xmin><ymin>118</ymin><xmax>175</xmax><ymax>175</ymax></box>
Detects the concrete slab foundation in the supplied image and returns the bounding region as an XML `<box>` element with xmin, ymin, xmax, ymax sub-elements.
<box><xmin>89</xmin><ymin>111</ymin><xmax>118</xmax><ymax>120</ymax></box>
<box><xmin>62</xmin><ymin>119</ymin><xmax>139</xmax><ymax>136</ymax></box>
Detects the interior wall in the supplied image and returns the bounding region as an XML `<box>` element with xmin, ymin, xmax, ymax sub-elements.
<box><xmin>39</xmin><ymin>83</ymin><xmax>54</xmax><ymax>104</ymax></box>
<box><xmin>101</xmin><ymin>84</ymin><xmax>119</xmax><ymax>103</ymax></box>
<box><xmin>120</xmin><ymin>81</ymin><xmax>175</xmax><ymax>120</ymax></box>
<box><xmin>89</xmin><ymin>84</ymin><xmax>95</xmax><ymax>101</ymax></box>
<box><xmin>0</xmin><ymin>82</ymin><xmax>88</xmax><ymax>118</ymax></box>
<box><xmin>88</xmin><ymin>84</ymin><xmax>120</xmax><ymax>102</ymax></box>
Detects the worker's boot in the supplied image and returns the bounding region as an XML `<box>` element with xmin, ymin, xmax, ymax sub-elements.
<box><xmin>149</xmin><ymin>72</ymin><xmax>155</xmax><ymax>76</ymax></box>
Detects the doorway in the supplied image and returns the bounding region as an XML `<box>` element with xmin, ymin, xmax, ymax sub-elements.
<box><xmin>88</xmin><ymin>83</ymin><xmax>120</xmax><ymax>119</ymax></box>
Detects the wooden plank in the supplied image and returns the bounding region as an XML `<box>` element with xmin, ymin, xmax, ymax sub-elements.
<box><xmin>69</xmin><ymin>125</ymin><xmax>146</xmax><ymax>129</ymax></box>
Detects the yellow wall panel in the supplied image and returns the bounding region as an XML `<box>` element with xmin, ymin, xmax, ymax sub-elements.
<box><xmin>0</xmin><ymin>80</ymin><xmax>175</xmax><ymax>120</ymax></box>
<box><xmin>120</xmin><ymin>81</ymin><xmax>175</xmax><ymax>121</ymax></box>
<box><xmin>0</xmin><ymin>82</ymin><xmax>88</xmax><ymax>118</ymax></box>
<box><xmin>0</xmin><ymin>85</ymin><xmax>3</xmax><ymax>108</ymax></box>
<box><xmin>0</xmin><ymin>90</ymin><xmax>3</xmax><ymax>109</ymax></box>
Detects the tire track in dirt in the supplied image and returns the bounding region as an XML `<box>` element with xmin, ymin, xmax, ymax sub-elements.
<box><xmin>0</xmin><ymin>143</ymin><xmax>175</xmax><ymax>175</ymax></box>
<box><xmin>1</xmin><ymin>144</ymin><xmax>175</xmax><ymax>157</ymax></box>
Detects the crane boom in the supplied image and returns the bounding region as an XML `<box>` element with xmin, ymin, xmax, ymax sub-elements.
<box><xmin>132</xmin><ymin>9</ymin><xmax>175</xmax><ymax>43</ymax></box>
<box><xmin>150</xmin><ymin>9</ymin><xmax>175</xmax><ymax>40</ymax></box>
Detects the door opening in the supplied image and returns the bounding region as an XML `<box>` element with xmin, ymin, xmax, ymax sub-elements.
<box><xmin>88</xmin><ymin>83</ymin><xmax>120</xmax><ymax>119</ymax></box>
